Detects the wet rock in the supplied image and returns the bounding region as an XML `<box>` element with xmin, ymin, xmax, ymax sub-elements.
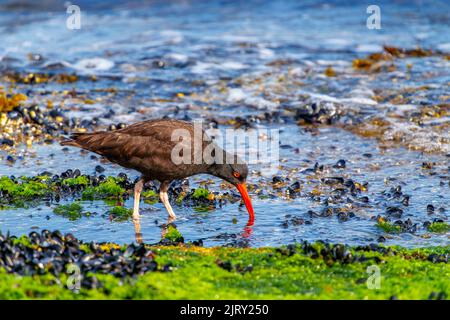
<box><xmin>307</xmin><ymin>210</ymin><xmax>320</xmax><ymax>218</ymax></box>
<box><xmin>216</xmin><ymin>259</ymin><xmax>233</xmax><ymax>271</ymax></box>
<box><xmin>391</xmin><ymin>186</ymin><xmax>402</xmax><ymax>198</ymax></box>
<box><xmin>322</xmin><ymin>177</ymin><xmax>345</xmax><ymax>185</ymax></box>
<box><xmin>282</xmin><ymin>215</ymin><xmax>305</xmax><ymax>227</ymax></box>
<box><xmin>320</xmin><ymin>207</ymin><xmax>333</xmax><ymax>217</ymax></box>
<box><xmin>1</xmin><ymin>138</ymin><xmax>14</xmax><ymax>146</ymax></box>
<box><xmin>152</xmin><ymin>60</ymin><xmax>166</xmax><ymax>68</ymax></box>
<box><xmin>392</xmin><ymin>218</ymin><xmax>417</xmax><ymax>233</ymax></box>
<box><xmin>272</xmin><ymin>176</ymin><xmax>284</xmax><ymax>184</ymax></box>
<box><xmin>359</xmin><ymin>196</ymin><xmax>369</xmax><ymax>203</ymax></box>
<box><xmin>401</xmin><ymin>195</ymin><xmax>410</xmax><ymax>206</ymax></box>
<box><xmin>232</xmin><ymin>116</ymin><xmax>255</xmax><ymax>129</ymax></box>
<box><xmin>343</xmin><ymin>179</ymin><xmax>355</xmax><ymax>188</ymax></box>
<box><xmin>191</xmin><ymin>239</ymin><xmax>204</xmax><ymax>247</ymax></box>
<box><xmin>293</xmin><ymin>101</ymin><xmax>342</xmax><ymax>124</ymax></box>
<box><xmin>333</xmin><ymin>159</ymin><xmax>346</xmax><ymax>169</ymax></box>
<box><xmin>276</xmin><ymin>245</ymin><xmax>297</xmax><ymax>257</ymax></box>
<box><xmin>427</xmin><ymin>254</ymin><xmax>448</xmax><ymax>264</ymax></box>
<box><xmin>422</xmin><ymin>162</ymin><xmax>434</xmax><ymax>170</ymax></box>
<box><xmin>95</xmin><ymin>165</ymin><xmax>105</xmax><ymax>173</ymax></box>
<box><xmin>118</xmin><ymin>172</ymin><xmax>128</xmax><ymax>181</ymax></box>
<box><xmin>6</xmin><ymin>155</ymin><xmax>15</xmax><ymax>163</ymax></box>
<box><xmin>290</xmin><ymin>181</ymin><xmax>301</xmax><ymax>191</ymax></box>
<box><xmin>337</xmin><ymin>211</ymin><xmax>349</xmax><ymax>222</ymax></box>
<box><xmin>82</xmin><ymin>276</ymin><xmax>100</xmax><ymax>289</ymax></box>
<box><xmin>386</xmin><ymin>206</ymin><xmax>403</xmax><ymax>218</ymax></box>
<box><xmin>287</xmin><ymin>181</ymin><xmax>302</xmax><ymax>196</ymax></box>
<box><xmin>301</xmin><ymin>162</ymin><xmax>324</xmax><ymax>175</ymax></box>
<box><xmin>428</xmin><ymin>291</ymin><xmax>448</xmax><ymax>300</ymax></box>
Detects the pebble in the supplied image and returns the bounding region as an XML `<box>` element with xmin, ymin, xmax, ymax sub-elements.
<box><xmin>386</xmin><ymin>206</ymin><xmax>403</xmax><ymax>218</ymax></box>
<box><xmin>401</xmin><ymin>195</ymin><xmax>410</xmax><ymax>206</ymax></box>
<box><xmin>1</xmin><ymin>138</ymin><xmax>14</xmax><ymax>146</ymax></box>
<box><xmin>95</xmin><ymin>165</ymin><xmax>105</xmax><ymax>173</ymax></box>
<box><xmin>333</xmin><ymin>159</ymin><xmax>346</xmax><ymax>169</ymax></box>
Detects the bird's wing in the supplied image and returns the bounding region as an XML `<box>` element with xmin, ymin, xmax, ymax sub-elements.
<box><xmin>67</xmin><ymin>131</ymin><xmax>171</xmax><ymax>164</ymax></box>
<box><xmin>116</xmin><ymin>119</ymin><xmax>194</xmax><ymax>138</ymax></box>
<box><xmin>61</xmin><ymin>119</ymin><xmax>210</xmax><ymax>176</ymax></box>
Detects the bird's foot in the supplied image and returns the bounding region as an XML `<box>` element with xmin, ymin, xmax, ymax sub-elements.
<box><xmin>167</xmin><ymin>214</ymin><xmax>176</xmax><ymax>223</ymax></box>
<box><xmin>135</xmin><ymin>232</ymin><xmax>143</xmax><ymax>244</ymax></box>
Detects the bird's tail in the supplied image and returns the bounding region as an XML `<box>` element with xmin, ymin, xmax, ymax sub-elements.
<box><xmin>60</xmin><ymin>132</ymin><xmax>93</xmax><ymax>148</ymax></box>
<box><xmin>60</xmin><ymin>131</ymin><xmax>115</xmax><ymax>158</ymax></box>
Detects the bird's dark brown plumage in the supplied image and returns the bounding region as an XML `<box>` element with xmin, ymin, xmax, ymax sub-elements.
<box><xmin>61</xmin><ymin>118</ymin><xmax>254</xmax><ymax>228</ymax></box>
<box><xmin>61</xmin><ymin>119</ymin><xmax>246</xmax><ymax>184</ymax></box>
<box><xmin>63</xmin><ymin>120</ymin><xmax>202</xmax><ymax>180</ymax></box>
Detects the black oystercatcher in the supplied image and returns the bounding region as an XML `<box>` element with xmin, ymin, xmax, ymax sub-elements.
<box><xmin>61</xmin><ymin>119</ymin><xmax>255</xmax><ymax>227</ymax></box>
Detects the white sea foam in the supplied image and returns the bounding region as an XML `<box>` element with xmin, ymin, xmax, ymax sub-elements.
<box><xmin>191</xmin><ymin>62</ymin><xmax>215</xmax><ymax>74</ymax></box>
<box><xmin>160</xmin><ymin>30</ymin><xmax>184</xmax><ymax>44</ymax></box>
<box><xmin>191</xmin><ymin>61</ymin><xmax>247</xmax><ymax>74</ymax></box>
<box><xmin>322</xmin><ymin>38</ymin><xmax>352</xmax><ymax>48</ymax></box>
<box><xmin>303</xmin><ymin>92</ymin><xmax>340</xmax><ymax>103</ymax></box>
<box><xmin>288</xmin><ymin>67</ymin><xmax>306</xmax><ymax>77</ymax></box>
<box><xmin>72</xmin><ymin>57</ymin><xmax>115</xmax><ymax>72</ymax></box>
<box><xmin>227</xmin><ymin>88</ymin><xmax>247</xmax><ymax>102</ymax></box>
<box><xmin>340</xmin><ymin>97</ymin><xmax>378</xmax><ymax>105</ymax></box>
<box><xmin>437</xmin><ymin>43</ymin><xmax>450</xmax><ymax>52</ymax></box>
<box><xmin>384</xmin><ymin>121</ymin><xmax>450</xmax><ymax>153</ymax></box>
<box><xmin>226</xmin><ymin>88</ymin><xmax>277</xmax><ymax>110</ymax></box>
<box><xmin>244</xmin><ymin>96</ymin><xmax>278</xmax><ymax>110</ymax></box>
<box><xmin>221</xmin><ymin>61</ymin><xmax>247</xmax><ymax>70</ymax></box>
<box><xmin>259</xmin><ymin>47</ymin><xmax>275</xmax><ymax>59</ymax></box>
<box><xmin>316</xmin><ymin>60</ymin><xmax>350</xmax><ymax>67</ymax></box>
<box><xmin>165</xmin><ymin>53</ymin><xmax>189</xmax><ymax>63</ymax></box>
<box><xmin>355</xmin><ymin>44</ymin><xmax>383</xmax><ymax>53</ymax></box>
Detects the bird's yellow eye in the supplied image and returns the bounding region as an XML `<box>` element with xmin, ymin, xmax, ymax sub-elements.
<box><xmin>233</xmin><ymin>171</ymin><xmax>241</xmax><ymax>179</ymax></box>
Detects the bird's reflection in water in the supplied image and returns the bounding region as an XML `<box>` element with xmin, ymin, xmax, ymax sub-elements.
<box><xmin>133</xmin><ymin>216</ymin><xmax>254</xmax><ymax>244</ymax></box>
<box><xmin>133</xmin><ymin>216</ymin><xmax>143</xmax><ymax>244</ymax></box>
<box><xmin>160</xmin><ymin>216</ymin><xmax>177</xmax><ymax>239</ymax></box>
<box><xmin>242</xmin><ymin>218</ymin><xmax>254</xmax><ymax>238</ymax></box>
<box><xmin>132</xmin><ymin>215</ymin><xmax>176</xmax><ymax>244</ymax></box>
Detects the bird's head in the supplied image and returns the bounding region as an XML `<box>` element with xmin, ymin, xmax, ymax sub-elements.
<box><xmin>208</xmin><ymin>158</ymin><xmax>254</xmax><ymax>225</ymax></box>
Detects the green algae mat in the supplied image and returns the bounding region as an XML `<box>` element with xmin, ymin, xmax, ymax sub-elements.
<box><xmin>0</xmin><ymin>240</ymin><xmax>448</xmax><ymax>300</ymax></box>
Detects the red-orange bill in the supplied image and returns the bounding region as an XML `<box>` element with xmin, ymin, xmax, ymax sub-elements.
<box><xmin>236</xmin><ymin>183</ymin><xmax>255</xmax><ymax>225</ymax></box>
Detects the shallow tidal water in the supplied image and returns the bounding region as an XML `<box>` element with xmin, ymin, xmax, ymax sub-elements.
<box><xmin>0</xmin><ymin>0</ymin><xmax>449</xmax><ymax>247</ymax></box>
<box><xmin>1</xmin><ymin>126</ymin><xmax>448</xmax><ymax>247</ymax></box>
